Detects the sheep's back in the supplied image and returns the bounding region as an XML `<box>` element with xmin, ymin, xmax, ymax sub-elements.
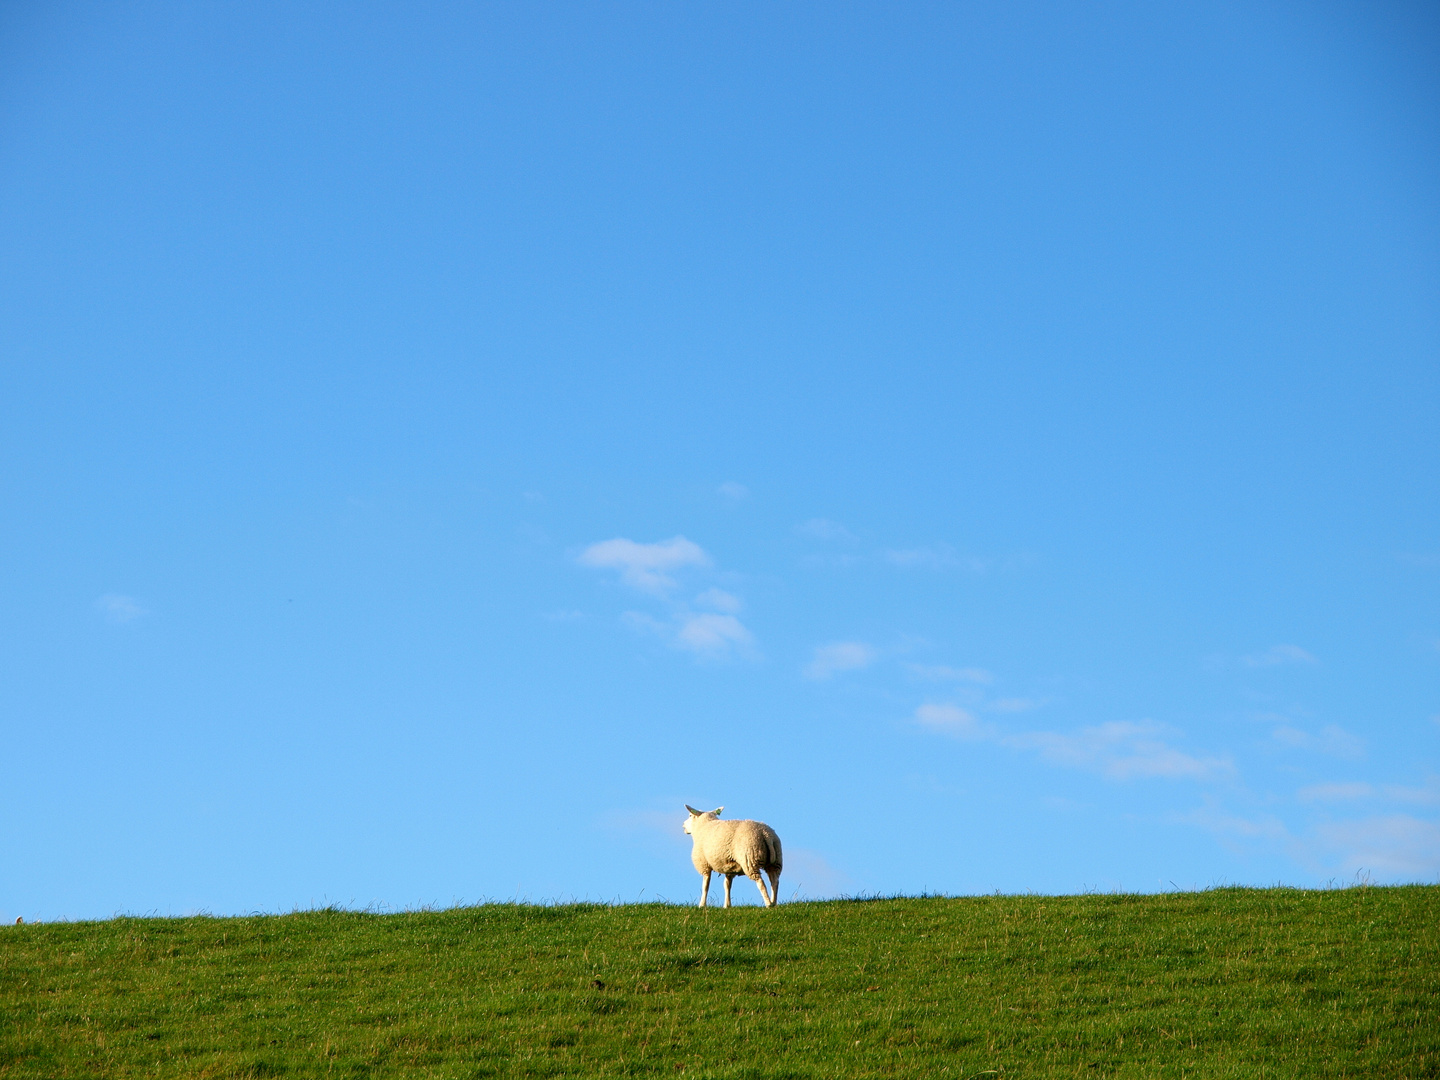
<box><xmin>702</xmin><ymin>819</ymin><xmax>781</xmax><ymax>875</ymax></box>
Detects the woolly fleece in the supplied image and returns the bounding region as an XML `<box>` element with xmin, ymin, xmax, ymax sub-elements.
<box><xmin>683</xmin><ymin>806</ymin><xmax>783</xmax><ymax>908</ymax></box>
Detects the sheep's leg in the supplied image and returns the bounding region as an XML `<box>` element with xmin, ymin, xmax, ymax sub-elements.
<box><xmin>767</xmin><ymin>868</ymin><xmax>781</xmax><ymax>907</ymax></box>
<box><xmin>698</xmin><ymin>870</ymin><xmax>711</xmax><ymax>908</ymax></box>
<box><xmin>724</xmin><ymin>874</ymin><xmax>736</xmax><ymax>908</ymax></box>
<box><xmin>753</xmin><ymin>873</ymin><xmax>773</xmax><ymax>907</ymax></box>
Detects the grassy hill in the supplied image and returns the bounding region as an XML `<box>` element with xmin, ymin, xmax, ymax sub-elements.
<box><xmin>2</xmin><ymin>886</ymin><xmax>1436</xmax><ymax>1078</ymax></box>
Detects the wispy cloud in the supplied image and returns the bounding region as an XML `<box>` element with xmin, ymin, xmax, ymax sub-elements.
<box><xmin>797</xmin><ymin>518</ymin><xmax>855</xmax><ymax>542</ymax></box>
<box><xmin>914</xmin><ymin>703</ymin><xmax>989</xmax><ymax>739</ymax></box>
<box><xmin>991</xmin><ymin>697</ymin><xmax>1040</xmax><ymax>714</ymax></box>
<box><xmin>799</xmin><ymin>551</ymin><xmax>863</xmax><ymax>569</ymax></box>
<box><xmin>1396</xmin><ymin>552</ymin><xmax>1440</xmax><ymax>568</ymax></box>
<box><xmin>1312</xmin><ymin>815</ymin><xmax>1440</xmax><ymax>879</ymax></box>
<box><xmin>717</xmin><ymin>481</ymin><xmax>749</xmax><ymax>503</ymax></box>
<box><xmin>1102</xmin><ymin>745</ymin><xmax>1233</xmax><ymax>780</ymax></box>
<box><xmin>906</xmin><ymin>663</ymin><xmax>993</xmax><ymax>684</ymax></box>
<box><xmin>586</xmin><ymin>536</ymin><xmax>755</xmax><ymax>659</ymax></box>
<box><xmin>1183</xmin><ymin>796</ymin><xmax>1440</xmax><ymax>882</ymax></box>
<box><xmin>597</xmin><ymin>808</ymin><xmax>693</xmax><ymax>862</ymax></box>
<box><xmin>1182</xmin><ymin>803</ymin><xmax>1291</xmax><ymax>842</ymax></box>
<box><xmin>579</xmin><ymin>536</ymin><xmax>709</xmax><ymax>594</ymax></box>
<box><xmin>916</xmin><ymin>708</ymin><xmax>1233</xmax><ymax>783</ymax></box>
<box><xmin>902</xmin><ymin>665</ymin><xmax>1051</xmax><ymax>718</ymax></box>
<box><xmin>1298</xmin><ymin>781</ymin><xmax>1374</xmax><ymax>802</ymax></box>
<box><xmin>804</xmin><ymin>641</ymin><xmax>876</xmax><ymax>680</ymax></box>
<box><xmin>600</xmin><ymin>807</ymin><xmax>684</xmax><ymax>837</ymax></box>
<box><xmin>695</xmin><ymin>588</ymin><xmax>742</xmax><ymax>613</ymax></box>
<box><xmin>1270</xmin><ymin>723</ymin><xmax>1365</xmax><ymax>759</ymax></box>
<box><xmin>674</xmin><ymin>613</ymin><xmax>753</xmax><ymax>656</ymax></box>
<box><xmin>796</xmin><ymin>527</ymin><xmax>1023</xmax><ymax>576</ymax></box>
<box><xmin>1386</xmin><ymin>777</ymin><xmax>1440</xmax><ymax>806</ymax></box>
<box><xmin>1242</xmin><ymin>644</ymin><xmax>1318</xmax><ymax>668</ymax></box>
<box><xmin>884</xmin><ymin>544</ymin><xmax>986</xmax><ymax>572</ymax></box>
<box><xmin>623</xmin><ymin>609</ymin><xmax>755</xmax><ymax>660</ymax></box>
<box><xmin>783</xmin><ymin>848</ymin><xmax>855</xmax><ymax>900</ymax></box>
<box><xmin>1003</xmin><ymin>721</ymin><xmax>1235</xmax><ymax>780</ymax></box>
<box><xmin>96</xmin><ymin>593</ymin><xmax>147</xmax><ymax>623</ymax></box>
<box><xmin>1298</xmin><ymin>777</ymin><xmax>1440</xmax><ymax>807</ymax></box>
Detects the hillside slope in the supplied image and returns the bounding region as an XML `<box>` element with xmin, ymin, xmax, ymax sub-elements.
<box><xmin>2</xmin><ymin>886</ymin><xmax>1436</xmax><ymax>1078</ymax></box>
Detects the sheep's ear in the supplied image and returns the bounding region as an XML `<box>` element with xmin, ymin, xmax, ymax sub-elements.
<box><xmin>685</xmin><ymin>805</ymin><xmax>701</xmax><ymax>816</ymax></box>
<box><xmin>712</xmin><ymin>806</ymin><xmax>724</xmax><ymax>816</ymax></box>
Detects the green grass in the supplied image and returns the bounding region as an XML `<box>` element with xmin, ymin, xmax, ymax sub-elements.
<box><xmin>2</xmin><ymin>886</ymin><xmax>1436</xmax><ymax>1078</ymax></box>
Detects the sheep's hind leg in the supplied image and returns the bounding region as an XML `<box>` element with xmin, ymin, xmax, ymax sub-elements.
<box><xmin>699</xmin><ymin>870</ymin><xmax>711</xmax><ymax>908</ymax></box>
<box><xmin>766</xmin><ymin>868</ymin><xmax>781</xmax><ymax>907</ymax></box>
<box><xmin>752</xmin><ymin>872</ymin><xmax>774</xmax><ymax>907</ymax></box>
<box><xmin>724</xmin><ymin>874</ymin><xmax>736</xmax><ymax>908</ymax></box>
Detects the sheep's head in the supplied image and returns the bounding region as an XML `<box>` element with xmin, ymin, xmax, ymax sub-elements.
<box><xmin>682</xmin><ymin>805</ymin><xmax>723</xmax><ymax>835</ymax></box>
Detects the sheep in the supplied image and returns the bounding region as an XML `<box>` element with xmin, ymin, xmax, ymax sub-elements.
<box><xmin>683</xmin><ymin>805</ymin><xmax>783</xmax><ymax>908</ymax></box>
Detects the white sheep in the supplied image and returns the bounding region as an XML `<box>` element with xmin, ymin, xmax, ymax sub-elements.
<box><xmin>683</xmin><ymin>805</ymin><xmax>783</xmax><ymax>908</ymax></box>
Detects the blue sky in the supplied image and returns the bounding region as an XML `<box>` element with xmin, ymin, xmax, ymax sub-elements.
<box><xmin>2</xmin><ymin>1</ymin><xmax>1437</xmax><ymax>919</ymax></box>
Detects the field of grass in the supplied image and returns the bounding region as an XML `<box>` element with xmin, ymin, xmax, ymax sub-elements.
<box><xmin>1</xmin><ymin>885</ymin><xmax>1436</xmax><ymax>1078</ymax></box>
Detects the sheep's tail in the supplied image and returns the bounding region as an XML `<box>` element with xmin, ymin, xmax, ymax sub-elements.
<box><xmin>764</xmin><ymin>826</ymin><xmax>783</xmax><ymax>871</ymax></box>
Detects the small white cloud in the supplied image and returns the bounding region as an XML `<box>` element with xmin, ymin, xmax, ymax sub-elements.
<box><xmin>804</xmin><ymin>641</ymin><xmax>876</xmax><ymax>680</ymax></box>
<box><xmin>96</xmin><ymin>593</ymin><xmax>147</xmax><ymax>623</ymax></box>
<box><xmin>906</xmin><ymin>664</ymin><xmax>993</xmax><ymax>684</ymax></box>
<box><xmin>1242</xmin><ymin>644</ymin><xmax>1319</xmax><ymax>668</ymax></box>
<box><xmin>695</xmin><ymin>588</ymin><xmax>742</xmax><ymax>614</ymax></box>
<box><xmin>717</xmin><ymin>482</ymin><xmax>749</xmax><ymax>502</ymax></box>
<box><xmin>1298</xmin><ymin>781</ymin><xmax>1375</xmax><ymax>802</ymax></box>
<box><xmin>914</xmin><ymin>703</ymin><xmax>988</xmax><ymax>739</ymax></box>
<box><xmin>797</xmin><ymin>518</ymin><xmax>855</xmax><ymax>542</ymax></box>
<box><xmin>578</xmin><ymin>536</ymin><xmax>710</xmax><ymax>594</ymax></box>
<box><xmin>622</xmin><ymin>610</ymin><xmax>754</xmax><ymax>658</ymax></box>
<box><xmin>589</xmin><ymin>536</ymin><xmax>756</xmax><ymax>659</ymax></box>
<box><xmin>675</xmin><ymin>613</ymin><xmax>753</xmax><ymax>656</ymax></box>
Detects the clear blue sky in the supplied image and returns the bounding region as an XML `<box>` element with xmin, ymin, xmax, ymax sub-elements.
<box><xmin>2</xmin><ymin>1</ymin><xmax>1437</xmax><ymax>919</ymax></box>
